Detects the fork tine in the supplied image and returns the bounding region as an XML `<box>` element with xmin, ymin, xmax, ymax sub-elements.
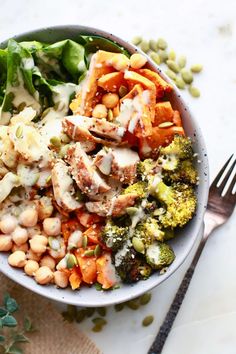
<box><xmin>225</xmin><ymin>170</ymin><xmax>236</xmax><ymax>196</ymax></box>
<box><xmin>217</xmin><ymin>157</ymin><xmax>236</xmax><ymax>194</ymax></box>
<box><xmin>211</xmin><ymin>154</ymin><xmax>234</xmax><ymax>189</ymax></box>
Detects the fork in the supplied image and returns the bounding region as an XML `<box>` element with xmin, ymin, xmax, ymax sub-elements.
<box><xmin>149</xmin><ymin>155</ymin><xmax>236</xmax><ymax>354</ymax></box>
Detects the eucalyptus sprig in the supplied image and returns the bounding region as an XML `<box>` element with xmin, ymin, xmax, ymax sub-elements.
<box><xmin>0</xmin><ymin>294</ymin><xmax>35</xmax><ymax>354</ymax></box>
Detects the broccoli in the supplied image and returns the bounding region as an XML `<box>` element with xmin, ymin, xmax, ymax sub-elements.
<box><xmin>114</xmin><ymin>247</ymin><xmax>152</xmax><ymax>283</ymax></box>
<box><xmin>150</xmin><ymin>180</ymin><xmax>197</xmax><ymax>228</ymax></box>
<box><xmin>146</xmin><ymin>241</ymin><xmax>175</xmax><ymax>270</ymax></box>
<box><xmin>123</xmin><ymin>181</ymin><xmax>148</xmax><ymax>199</ymax></box>
<box><xmin>163</xmin><ymin>159</ymin><xmax>198</xmax><ymax>185</ymax></box>
<box><xmin>137</xmin><ymin>159</ymin><xmax>156</xmax><ymax>181</ymax></box>
<box><xmin>159</xmin><ymin>135</ymin><xmax>194</xmax><ymax>161</ymax></box>
<box><xmin>133</xmin><ymin>217</ymin><xmax>165</xmax><ymax>245</ymax></box>
<box><xmin>101</xmin><ymin>220</ymin><xmax>128</xmax><ymax>251</ymax></box>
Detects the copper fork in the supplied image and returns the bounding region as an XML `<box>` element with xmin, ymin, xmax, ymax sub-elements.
<box><xmin>149</xmin><ymin>155</ymin><xmax>236</xmax><ymax>354</ymax></box>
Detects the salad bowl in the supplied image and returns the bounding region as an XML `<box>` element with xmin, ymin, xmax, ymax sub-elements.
<box><xmin>0</xmin><ymin>25</ymin><xmax>209</xmax><ymax>306</ymax></box>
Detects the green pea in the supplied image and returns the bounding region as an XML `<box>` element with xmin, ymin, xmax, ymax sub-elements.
<box><xmin>191</xmin><ymin>64</ymin><xmax>203</xmax><ymax>73</ymax></box>
<box><xmin>150</xmin><ymin>52</ymin><xmax>161</xmax><ymax>65</ymax></box>
<box><xmin>189</xmin><ymin>86</ymin><xmax>200</xmax><ymax>98</ymax></box>
<box><xmin>168</xmin><ymin>49</ymin><xmax>176</xmax><ymax>60</ymax></box>
<box><xmin>92</xmin><ymin>318</ymin><xmax>107</xmax><ymax>326</ymax></box>
<box><xmin>149</xmin><ymin>39</ymin><xmax>158</xmax><ymax>51</ymax></box>
<box><xmin>181</xmin><ymin>69</ymin><xmax>193</xmax><ymax>84</ymax></box>
<box><xmin>132</xmin><ymin>36</ymin><xmax>142</xmax><ymax>46</ymax></box>
<box><xmin>159</xmin><ymin>50</ymin><xmax>169</xmax><ymax>62</ymax></box>
<box><xmin>166</xmin><ymin>60</ymin><xmax>180</xmax><ymax>73</ymax></box>
<box><xmin>157</xmin><ymin>38</ymin><xmax>167</xmax><ymax>50</ymax></box>
<box><xmin>97</xmin><ymin>307</ymin><xmax>106</xmax><ymax>317</ymax></box>
<box><xmin>76</xmin><ymin>309</ymin><xmax>87</xmax><ymax>323</ymax></box>
<box><xmin>142</xmin><ymin>315</ymin><xmax>154</xmax><ymax>327</ymax></box>
<box><xmin>114</xmin><ymin>303</ymin><xmax>124</xmax><ymax>312</ymax></box>
<box><xmin>127</xmin><ymin>299</ymin><xmax>140</xmax><ymax>310</ymax></box>
<box><xmin>165</xmin><ymin>69</ymin><xmax>177</xmax><ymax>81</ymax></box>
<box><xmin>140</xmin><ymin>40</ymin><xmax>150</xmax><ymax>53</ymax></box>
<box><xmin>132</xmin><ymin>237</ymin><xmax>145</xmax><ymax>254</ymax></box>
<box><xmin>58</xmin><ymin>144</ymin><xmax>70</xmax><ymax>158</ymax></box>
<box><xmin>92</xmin><ymin>324</ymin><xmax>103</xmax><ymax>332</ymax></box>
<box><xmin>175</xmin><ymin>77</ymin><xmax>186</xmax><ymax>89</ymax></box>
<box><xmin>85</xmin><ymin>307</ymin><xmax>96</xmax><ymax>318</ymax></box>
<box><xmin>178</xmin><ymin>55</ymin><xmax>187</xmax><ymax>68</ymax></box>
<box><xmin>50</xmin><ymin>136</ymin><xmax>61</xmax><ymax>148</ymax></box>
<box><xmin>140</xmin><ymin>293</ymin><xmax>152</xmax><ymax>305</ymax></box>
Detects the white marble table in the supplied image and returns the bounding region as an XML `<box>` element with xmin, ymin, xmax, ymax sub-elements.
<box><xmin>0</xmin><ymin>0</ymin><xmax>235</xmax><ymax>353</ymax></box>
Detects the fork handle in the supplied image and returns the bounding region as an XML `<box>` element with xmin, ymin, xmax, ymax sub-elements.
<box><xmin>148</xmin><ymin>218</ymin><xmax>217</xmax><ymax>354</ymax></box>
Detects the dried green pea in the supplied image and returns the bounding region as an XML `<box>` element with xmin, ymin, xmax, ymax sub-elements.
<box><xmin>58</xmin><ymin>144</ymin><xmax>70</xmax><ymax>158</ymax></box>
<box><xmin>94</xmin><ymin>244</ymin><xmax>102</xmax><ymax>257</ymax></box>
<box><xmin>15</xmin><ymin>125</ymin><xmax>23</xmax><ymax>139</ymax></box>
<box><xmin>191</xmin><ymin>64</ymin><xmax>203</xmax><ymax>73</ymax></box>
<box><xmin>159</xmin><ymin>50</ymin><xmax>169</xmax><ymax>62</ymax></box>
<box><xmin>66</xmin><ymin>305</ymin><xmax>77</xmax><ymax>319</ymax></box>
<box><xmin>76</xmin><ymin>309</ymin><xmax>87</xmax><ymax>323</ymax></box>
<box><xmin>157</xmin><ymin>38</ymin><xmax>167</xmax><ymax>50</ymax></box>
<box><xmin>178</xmin><ymin>55</ymin><xmax>187</xmax><ymax>68</ymax></box>
<box><xmin>132</xmin><ymin>36</ymin><xmax>142</xmax><ymax>46</ymax></box>
<box><xmin>126</xmin><ymin>299</ymin><xmax>140</xmax><ymax>310</ymax></box>
<box><xmin>114</xmin><ymin>303</ymin><xmax>125</xmax><ymax>312</ymax></box>
<box><xmin>189</xmin><ymin>86</ymin><xmax>200</xmax><ymax>98</ymax></box>
<box><xmin>140</xmin><ymin>293</ymin><xmax>152</xmax><ymax>305</ymax></box>
<box><xmin>150</xmin><ymin>52</ymin><xmax>161</xmax><ymax>65</ymax></box>
<box><xmin>84</xmin><ymin>250</ymin><xmax>95</xmax><ymax>257</ymax></box>
<box><xmin>168</xmin><ymin>49</ymin><xmax>176</xmax><ymax>60</ymax></box>
<box><xmin>97</xmin><ymin>307</ymin><xmax>106</xmax><ymax>317</ymax></box>
<box><xmin>92</xmin><ymin>324</ymin><xmax>103</xmax><ymax>332</ymax></box>
<box><xmin>132</xmin><ymin>237</ymin><xmax>145</xmax><ymax>254</ymax></box>
<box><xmin>140</xmin><ymin>40</ymin><xmax>150</xmax><ymax>53</ymax></box>
<box><xmin>142</xmin><ymin>315</ymin><xmax>154</xmax><ymax>327</ymax></box>
<box><xmin>85</xmin><ymin>307</ymin><xmax>96</xmax><ymax>318</ymax></box>
<box><xmin>166</xmin><ymin>60</ymin><xmax>180</xmax><ymax>73</ymax></box>
<box><xmin>119</xmin><ymin>85</ymin><xmax>128</xmax><ymax>98</ymax></box>
<box><xmin>175</xmin><ymin>77</ymin><xmax>186</xmax><ymax>89</ymax></box>
<box><xmin>149</xmin><ymin>39</ymin><xmax>158</xmax><ymax>52</ymax></box>
<box><xmin>181</xmin><ymin>69</ymin><xmax>193</xmax><ymax>84</ymax></box>
<box><xmin>165</xmin><ymin>69</ymin><xmax>177</xmax><ymax>81</ymax></box>
<box><xmin>50</xmin><ymin>136</ymin><xmax>61</xmax><ymax>148</ymax></box>
<box><xmin>92</xmin><ymin>318</ymin><xmax>107</xmax><ymax>326</ymax></box>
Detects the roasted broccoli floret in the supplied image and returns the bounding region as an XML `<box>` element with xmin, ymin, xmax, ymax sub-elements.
<box><xmin>101</xmin><ymin>220</ymin><xmax>128</xmax><ymax>251</ymax></box>
<box><xmin>146</xmin><ymin>241</ymin><xmax>175</xmax><ymax>269</ymax></box>
<box><xmin>123</xmin><ymin>181</ymin><xmax>147</xmax><ymax>199</ymax></box>
<box><xmin>114</xmin><ymin>247</ymin><xmax>152</xmax><ymax>283</ymax></box>
<box><xmin>133</xmin><ymin>217</ymin><xmax>165</xmax><ymax>245</ymax></box>
<box><xmin>137</xmin><ymin>159</ymin><xmax>156</xmax><ymax>180</ymax></box>
<box><xmin>150</xmin><ymin>180</ymin><xmax>197</xmax><ymax>228</ymax></box>
<box><xmin>159</xmin><ymin>135</ymin><xmax>194</xmax><ymax>161</ymax></box>
<box><xmin>163</xmin><ymin>160</ymin><xmax>198</xmax><ymax>185</ymax></box>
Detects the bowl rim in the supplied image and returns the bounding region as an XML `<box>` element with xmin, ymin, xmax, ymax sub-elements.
<box><xmin>0</xmin><ymin>25</ymin><xmax>209</xmax><ymax>306</ymax></box>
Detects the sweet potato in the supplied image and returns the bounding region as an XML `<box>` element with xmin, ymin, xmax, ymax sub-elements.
<box><xmin>153</xmin><ymin>101</ymin><xmax>174</xmax><ymax>126</ymax></box>
<box><xmin>62</xmin><ymin>219</ymin><xmax>82</xmax><ymax>244</ymax></box>
<box><xmin>148</xmin><ymin>126</ymin><xmax>185</xmax><ymax>149</ymax></box>
<box><xmin>98</xmin><ymin>71</ymin><xmax>126</xmax><ymax>92</ymax></box>
<box><xmin>76</xmin><ymin>210</ymin><xmax>103</xmax><ymax>228</ymax></box>
<box><xmin>138</xmin><ymin>68</ymin><xmax>172</xmax><ymax>98</ymax></box>
<box><xmin>69</xmin><ymin>268</ymin><xmax>82</xmax><ymax>290</ymax></box>
<box><xmin>172</xmin><ymin>110</ymin><xmax>183</xmax><ymax>127</ymax></box>
<box><xmin>96</xmin><ymin>253</ymin><xmax>117</xmax><ymax>289</ymax></box>
<box><xmin>76</xmin><ymin>248</ymin><xmax>97</xmax><ymax>284</ymax></box>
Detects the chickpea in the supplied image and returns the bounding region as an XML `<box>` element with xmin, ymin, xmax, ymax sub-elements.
<box><xmin>130</xmin><ymin>53</ymin><xmax>147</xmax><ymax>69</ymax></box>
<box><xmin>54</xmin><ymin>271</ymin><xmax>69</xmax><ymax>288</ymax></box>
<box><xmin>43</xmin><ymin>217</ymin><xmax>61</xmax><ymax>236</ymax></box>
<box><xmin>24</xmin><ymin>260</ymin><xmax>39</xmax><ymax>276</ymax></box>
<box><xmin>8</xmin><ymin>251</ymin><xmax>26</xmax><ymax>268</ymax></box>
<box><xmin>92</xmin><ymin>104</ymin><xmax>108</xmax><ymax>119</ymax></box>
<box><xmin>110</xmin><ymin>54</ymin><xmax>130</xmax><ymax>71</ymax></box>
<box><xmin>48</xmin><ymin>243</ymin><xmax>66</xmax><ymax>260</ymax></box>
<box><xmin>12</xmin><ymin>242</ymin><xmax>29</xmax><ymax>253</ymax></box>
<box><xmin>26</xmin><ymin>249</ymin><xmax>41</xmax><ymax>262</ymax></box>
<box><xmin>12</xmin><ymin>226</ymin><xmax>28</xmax><ymax>246</ymax></box>
<box><xmin>35</xmin><ymin>266</ymin><xmax>54</xmax><ymax>285</ymax></box>
<box><xmin>29</xmin><ymin>235</ymin><xmax>48</xmax><ymax>254</ymax></box>
<box><xmin>0</xmin><ymin>215</ymin><xmax>17</xmax><ymax>234</ymax></box>
<box><xmin>40</xmin><ymin>255</ymin><xmax>56</xmax><ymax>271</ymax></box>
<box><xmin>19</xmin><ymin>208</ymin><xmax>38</xmax><ymax>227</ymax></box>
<box><xmin>102</xmin><ymin>93</ymin><xmax>119</xmax><ymax>109</ymax></box>
<box><xmin>0</xmin><ymin>235</ymin><xmax>13</xmax><ymax>252</ymax></box>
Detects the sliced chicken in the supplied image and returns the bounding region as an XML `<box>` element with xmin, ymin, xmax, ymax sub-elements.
<box><xmin>66</xmin><ymin>143</ymin><xmax>110</xmax><ymax>198</ymax></box>
<box><xmin>51</xmin><ymin>160</ymin><xmax>82</xmax><ymax>212</ymax></box>
<box><xmin>63</xmin><ymin>115</ymin><xmax>125</xmax><ymax>145</ymax></box>
<box><xmin>85</xmin><ymin>193</ymin><xmax>138</xmax><ymax>217</ymax></box>
<box><xmin>94</xmin><ymin>147</ymin><xmax>140</xmax><ymax>184</ymax></box>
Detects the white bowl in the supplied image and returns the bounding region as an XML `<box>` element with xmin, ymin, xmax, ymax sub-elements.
<box><xmin>0</xmin><ymin>25</ymin><xmax>209</xmax><ymax>306</ymax></box>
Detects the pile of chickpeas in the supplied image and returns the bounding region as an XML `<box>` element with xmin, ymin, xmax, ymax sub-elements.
<box><xmin>0</xmin><ymin>208</ymin><xmax>68</xmax><ymax>289</ymax></box>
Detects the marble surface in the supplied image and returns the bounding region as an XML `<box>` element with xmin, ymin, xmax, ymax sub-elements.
<box><xmin>0</xmin><ymin>0</ymin><xmax>236</xmax><ymax>353</ymax></box>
